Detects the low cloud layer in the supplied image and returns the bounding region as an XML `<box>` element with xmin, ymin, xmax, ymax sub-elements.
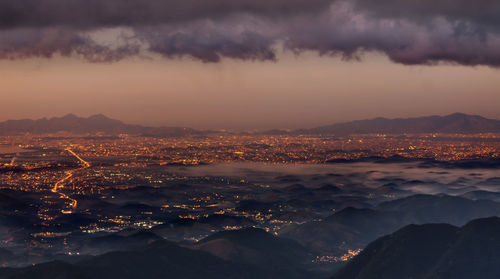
<box><xmin>0</xmin><ymin>0</ymin><xmax>333</xmax><ymax>28</ymax></box>
<box><xmin>0</xmin><ymin>0</ymin><xmax>500</xmax><ymax>66</ymax></box>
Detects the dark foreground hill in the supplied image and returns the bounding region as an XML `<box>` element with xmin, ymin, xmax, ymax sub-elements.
<box><xmin>0</xmin><ymin>229</ymin><xmax>314</xmax><ymax>279</ymax></box>
<box><xmin>0</xmin><ymin>240</ymin><xmax>264</xmax><ymax>279</ymax></box>
<box><xmin>299</xmin><ymin>113</ymin><xmax>500</xmax><ymax>135</ymax></box>
<box><xmin>196</xmin><ymin>228</ymin><xmax>310</xmax><ymax>269</ymax></box>
<box><xmin>332</xmin><ymin>217</ymin><xmax>500</xmax><ymax>279</ymax></box>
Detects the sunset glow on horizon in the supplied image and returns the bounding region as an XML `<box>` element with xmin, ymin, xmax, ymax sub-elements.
<box><xmin>2</xmin><ymin>50</ymin><xmax>500</xmax><ymax>129</ymax></box>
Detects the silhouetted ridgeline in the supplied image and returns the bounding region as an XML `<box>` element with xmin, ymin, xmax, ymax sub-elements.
<box><xmin>0</xmin><ymin>114</ymin><xmax>201</xmax><ymax>137</ymax></box>
<box><xmin>0</xmin><ymin>228</ymin><xmax>317</xmax><ymax>279</ymax></box>
<box><xmin>2</xmin><ymin>113</ymin><xmax>500</xmax><ymax>136</ymax></box>
<box><xmin>332</xmin><ymin>217</ymin><xmax>500</xmax><ymax>279</ymax></box>
<box><xmin>280</xmin><ymin>194</ymin><xmax>500</xmax><ymax>254</ymax></box>
<box><xmin>298</xmin><ymin>113</ymin><xmax>500</xmax><ymax>135</ymax></box>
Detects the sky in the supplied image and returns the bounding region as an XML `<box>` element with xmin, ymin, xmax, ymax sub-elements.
<box><xmin>1</xmin><ymin>0</ymin><xmax>500</xmax><ymax>129</ymax></box>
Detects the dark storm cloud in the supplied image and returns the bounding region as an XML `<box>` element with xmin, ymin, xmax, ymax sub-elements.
<box><xmin>352</xmin><ymin>0</ymin><xmax>500</xmax><ymax>27</ymax></box>
<box><xmin>0</xmin><ymin>28</ymin><xmax>140</xmax><ymax>62</ymax></box>
<box><xmin>0</xmin><ymin>0</ymin><xmax>500</xmax><ymax>66</ymax></box>
<box><xmin>280</xmin><ymin>6</ymin><xmax>500</xmax><ymax>66</ymax></box>
<box><xmin>137</xmin><ymin>24</ymin><xmax>276</xmax><ymax>62</ymax></box>
<box><xmin>0</xmin><ymin>0</ymin><xmax>334</xmax><ymax>28</ymax></box>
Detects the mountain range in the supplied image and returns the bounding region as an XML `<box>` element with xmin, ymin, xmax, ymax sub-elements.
<box><xmin>1</xmin><ymin>113</ymin><xmax>500</xmax><ymax>135</ymax></box>
<box><xmin>297</xmin><ymin>113</ymin><xmax>500</xmax><ymax>135</ymax></box>
<box><xmin>0</xmin><ymin>114</ymin><xmax>200</xmax><ymax>137</ymax></box>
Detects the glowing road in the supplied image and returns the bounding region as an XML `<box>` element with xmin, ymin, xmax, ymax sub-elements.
<box><xmin>51</xmin><ymin>148</ymin><xmax>90</xmax><ymax>213</ymax></box>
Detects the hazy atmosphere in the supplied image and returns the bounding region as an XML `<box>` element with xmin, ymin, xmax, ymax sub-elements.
<box><xmin>1</xmin><ymin>0</ymin><xmax>500</xmax><ymax>129</ymax></box>
<box><xmin>2</xmin><ymin>52</ymin><xmax>500</xmax><ymax>129</ymax></box>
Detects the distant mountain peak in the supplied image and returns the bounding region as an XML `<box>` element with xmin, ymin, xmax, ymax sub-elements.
<box><xmin>88</xmin><ymin>113</ymin><xmax>112</xmax><ymax>120</ymax></box>
<box><xmin>59</xmin><ymin>113</ymin><xmax>79</xmax><ymax>119</ymax></box>
<box><xmin>300</xmin><ymin>113</ymin><xmax>500</xmax><ymax>135</ymax></box>
<box><xmin>448</xmin><ymin>112</ymin><xmax>468</xmax><ymax>117</ymax></box>
<box><xmin>0</xmin><ymin>114</ymin><xmax>201</xmax><ymax>137</ymax></box>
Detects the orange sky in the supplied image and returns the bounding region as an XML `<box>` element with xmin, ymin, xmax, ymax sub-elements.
<box><xmin>1</xmin><ymin>51</ymin><xmax>500</xmax><ymax>129</ymax></box>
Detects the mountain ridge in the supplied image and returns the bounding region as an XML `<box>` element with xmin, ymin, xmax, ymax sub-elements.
<box><xmin>331</xmin><ymin>217</ymin><xmax>500</xmax><ymax>279</ymax></box>
<box><xmin>297</xmin><ymin>112</ymin><xmax>500</xmax><ymax>135</ymax></box>
<box><xmin>280</xmin><ymin>194</ymin><xmax>500</xmax><ymax>255</ymax></box>
<box><xmin>2</xmin><ymin>113</ymin><xmax>500</xmax><ymax>135</ymax></box>
<box><xmin>0</xmin><ymin>228</ymin><xmax>315</xmax><ymax>279</ymax></box>
<box><xmin>0</xmin><ymin>114</ymin><xmax>201</xmax><ymax>137</ymax></box>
